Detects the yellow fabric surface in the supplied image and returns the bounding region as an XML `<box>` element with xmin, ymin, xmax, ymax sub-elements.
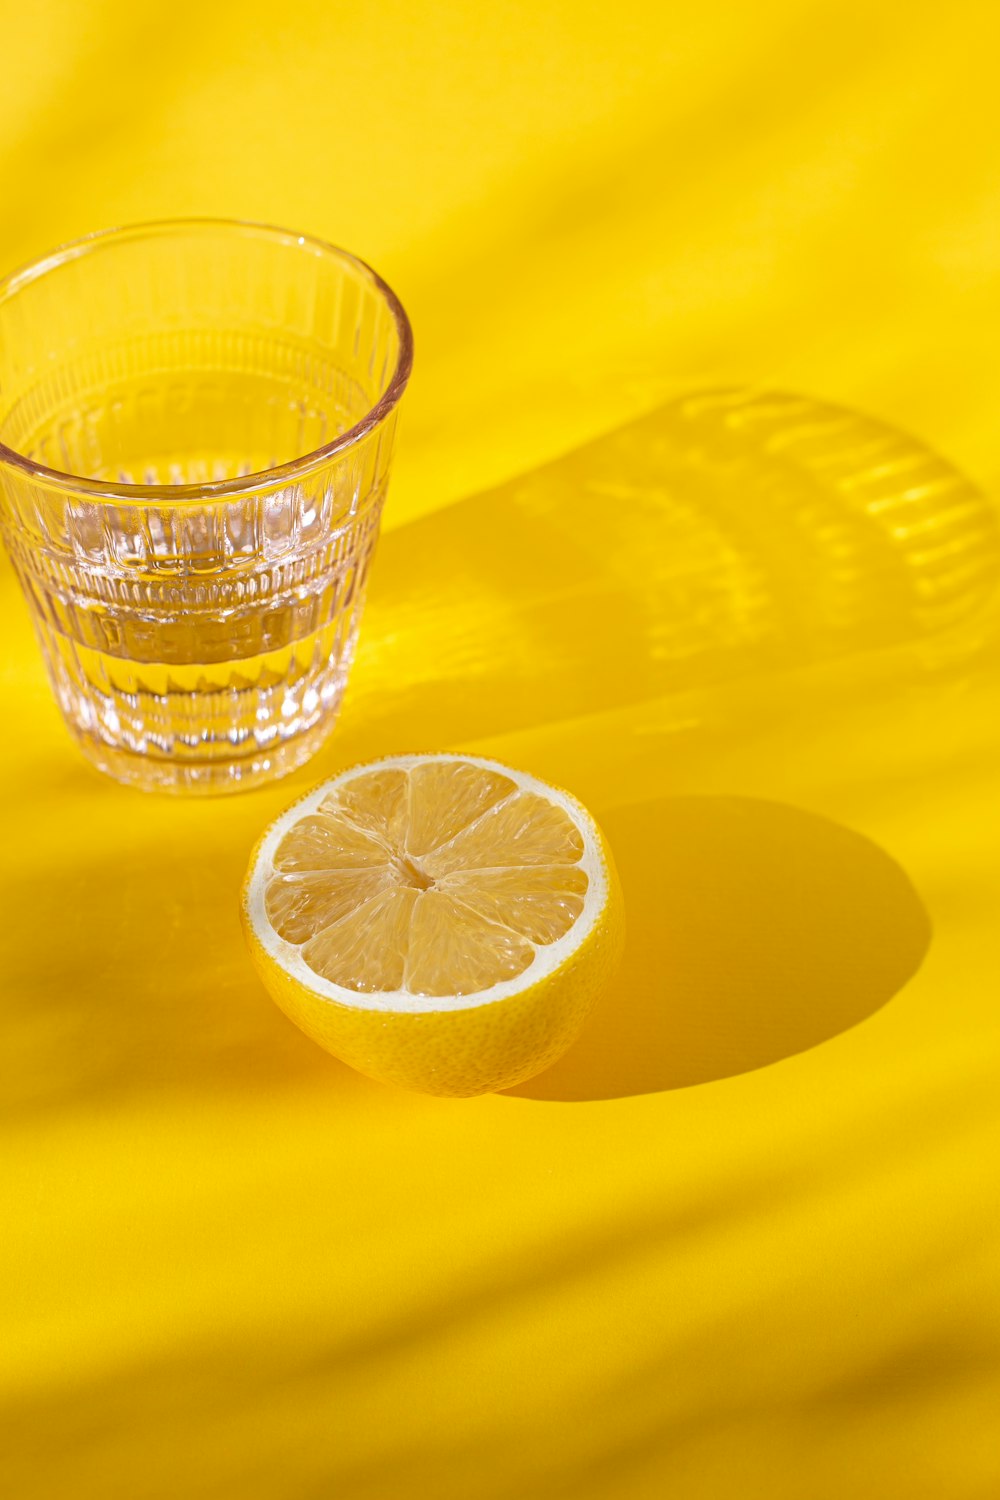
<box><xmin>3</xmin><ymin>4</ymin><xmax>1000</xmax><ymax>1497</ymax></box>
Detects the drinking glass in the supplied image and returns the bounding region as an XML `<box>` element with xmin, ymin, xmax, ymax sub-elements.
<box><xmin>0</xmin><ymin>220</ymin><xmax>413</xmax><ymax>793</ymax></box>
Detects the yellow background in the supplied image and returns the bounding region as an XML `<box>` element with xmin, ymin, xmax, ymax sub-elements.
<box><xmin>2</xmin><ymin>3</ymin><xmax>1000</xmax><ymax>1496</ymax></box>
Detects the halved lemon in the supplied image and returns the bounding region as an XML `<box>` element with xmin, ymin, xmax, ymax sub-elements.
<box><xmin>241</xmin><ymin>753</ymin><xmax>624</xmax><ymax>1096</ymax></box>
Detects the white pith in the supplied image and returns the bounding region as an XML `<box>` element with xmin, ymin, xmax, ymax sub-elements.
<box><xmin>245</xmin><ymin>753</ymin><xmax>609</xmax><ymax>1014</ymax></box>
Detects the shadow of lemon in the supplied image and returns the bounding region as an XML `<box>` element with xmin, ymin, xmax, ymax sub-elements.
<box><xmin>507</xmin><ymin>796</ymin><xmax>931</xmax><ymax>1102</ymax></box>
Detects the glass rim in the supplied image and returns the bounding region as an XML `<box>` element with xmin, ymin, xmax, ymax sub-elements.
<box><xmin>0</xmin><ymin>217</ymin><xmax>414</xmax><ymax>504</ymax></box>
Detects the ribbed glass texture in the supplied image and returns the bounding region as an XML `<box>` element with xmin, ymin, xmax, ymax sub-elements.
<box><xmin>0</xmin><ymin>221</ymin><xmax>412</xmax><ymax>793</ymax></box>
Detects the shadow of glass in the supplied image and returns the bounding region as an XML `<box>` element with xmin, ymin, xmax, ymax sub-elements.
<box><xmin>329</xmin><ymin>388</ymin><xmax>1000</xmax><ymax>766</ymax></box>
<box><xmin>507</xmin><ymin>796</ymin><xmax>931</xmax><ymax>1102</ymax></box>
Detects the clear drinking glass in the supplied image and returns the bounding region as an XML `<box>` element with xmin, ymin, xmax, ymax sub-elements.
<box><xmin>0</xmin><ymin>220</ymin><xmax>412</xmax><ymax>793</ymax></box>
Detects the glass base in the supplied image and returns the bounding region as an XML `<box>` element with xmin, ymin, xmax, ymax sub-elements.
<box><xmin>68</xmin><ymin>712</ymin><xmax>338</xmax><ymax>795</ymax></box>
<box><xmin>33</xmin><ymin>607</ymin><xmax>360</xmax><ymax>795</ymax></box>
